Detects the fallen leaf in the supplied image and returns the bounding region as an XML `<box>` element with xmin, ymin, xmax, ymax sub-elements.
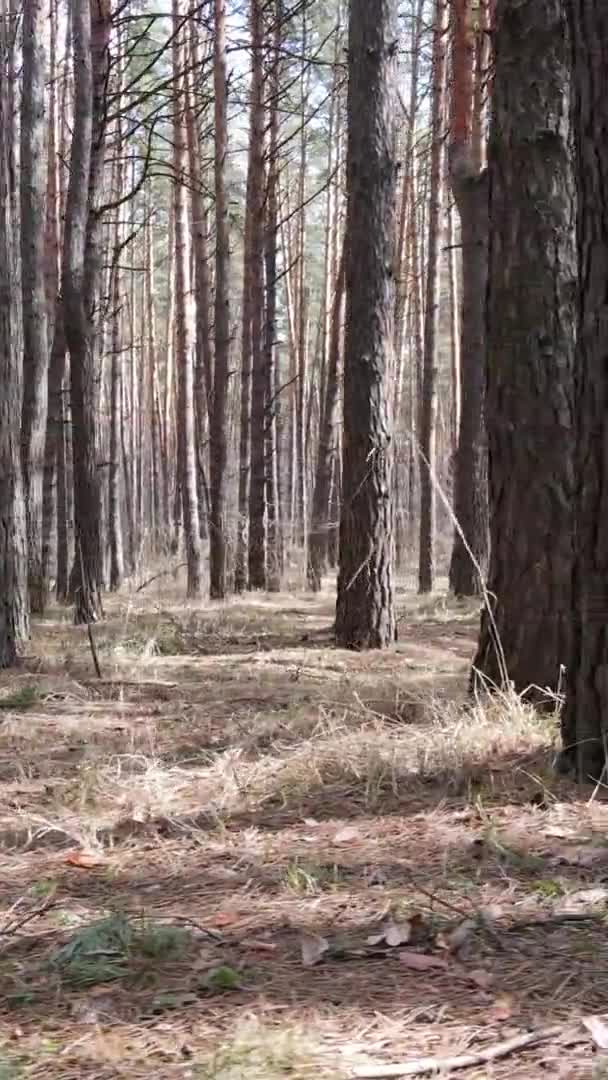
<box><xmin>583</xmin><ymin>1015</ymin><xmax>608</xmax><ymax>1050</ymax></box>
<box><xmin>64</xmin><ymin>850</ymin><xmax>105</xmax><ymax>869</ymax></box>
<box><xmin>302</xmin><ymin>818</ymin><xmax>319</xmax><ymax>827</ymax></box>
<box><xmin>367</xmin><ymin>917</ymin><xmax>411</xmax><ymax>948</ymax></box>
<box><xmin>333</xmin><ymin>825</ymin><xmax>360</xmax><ymax>844</ymax></box>
<box><xmin>242</xmin><ymin>939</ymin><xmax>278</xmax><ymax>952</ymax></box>
<box><xmin>397</xmin><ymin>951</ymin><xmax>447</xmax><ymax>971</ymax></box>
<box><xmin>301</xmin><ymin>932</ymin><xmax>329</xmax><ymax>967</ymax></box>
<box><xmin>488</xmin><ymin>994</ymin><xmax>516</xmax><ymax>1022</ymax></box>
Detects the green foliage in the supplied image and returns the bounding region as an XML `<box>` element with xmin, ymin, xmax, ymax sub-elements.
<box><xmin>49</xmin><ymin>914</ymin><xmax>192</xmax><ymax>989</ymax></box>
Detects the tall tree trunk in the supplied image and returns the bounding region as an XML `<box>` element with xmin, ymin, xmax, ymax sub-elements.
<box><xmin>418</xmin><ymin>0</ymin><xmax>448</xmax><ymax>594</ymax></box>
<box><xmin>562</xmin><ymin>0</ymin><xmax>608</xmax><ymax>780</ymax></box>
<box><xmin>63</xmin><ymin>0</ymin><xmax>100</xmax><ymax>623</ymax></box>
<box><xmin>185</xmin><ymin>14</ymin><xmax>212</xmax><ymax>537</ymax></box>
<box><xmin>21</xmin><ymin>0</ymin><xmax>49</xmax><ymax>615</ymax></box>
<box><xmin>108</xmin><ymin>114</ymin><xmax>124</xmax><ymax>591</ymax></box>
<box><xmin>210</xmin><ymin>0</ymin><xmax>231</xmax><ymax>599</ymax></box>
<box><xmin>172</xmin><ymin>0</ymin><xmax>202</xmax><ymax>597</ymax></box>
<box><xmin>41</xmin><ymin>0</ymin><xmax>62</xmax><ymax>596</ymax></box>
<box><xmin>448</xmin><ymin>0</ymin><xmax>489</xmax><ymax>597</ymax></box>
<box><xmin>335</xmin><ymin>0</ymin><xmax>397</xmax><ymax>650</ymax></box>
<box><xmin>247</xmin><ymin>0</ymin><xmax>267</xmax><ymax>590</ymax></box>
<box><xmin>0</xmin><ymin>0</ymin><xmax>29</xmax><ymax>663</ymax></box>
<box><xmin>472</xmin><ymin>0</ymin><xmax>574</xmax><ymax>698</ymax></box>
<box><xmin>264</xmin><ymin>0</ymin><xmax>282</xmax><ymax>591</ymax></box>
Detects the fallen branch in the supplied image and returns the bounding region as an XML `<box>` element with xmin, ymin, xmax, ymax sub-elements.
<box><xmin>136</xmin><ymin>563</ymin><xmax>187</xmax><ymax>592</ymax></box>
<box><xmin>351</xmin><ymin>1024</ymin><xmax>563</xmax><ymax>1078</ymax></box>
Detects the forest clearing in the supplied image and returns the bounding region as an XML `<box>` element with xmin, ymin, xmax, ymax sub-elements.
<box><xmin>1</xmin><ymin>575</ymin><xmax>607</xmax><ymax>1079</ymax></box>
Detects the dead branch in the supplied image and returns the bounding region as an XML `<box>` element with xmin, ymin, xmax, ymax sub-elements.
<box><xmin>351</xmin><ymin>1024</ymin><xmax>564</xmax><ymax>1078</ymax></box>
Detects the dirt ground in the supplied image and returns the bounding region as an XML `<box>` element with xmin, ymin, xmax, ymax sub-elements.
<box><xmin>1</xmin><ymin>577</ymin><xmax>607</xmax><ymax>1079</ymax></box>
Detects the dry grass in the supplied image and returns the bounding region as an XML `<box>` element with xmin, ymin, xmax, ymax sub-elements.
<box><xmin>0</xmin><ymin>577</ymin><xmax>605</xmax><ymax>1080</ymax></box>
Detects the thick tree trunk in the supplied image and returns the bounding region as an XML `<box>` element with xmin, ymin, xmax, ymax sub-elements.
<box><xmin>562</xmin><ymin>0</ymin><xmax>608</xmax><ymax>780</ymax></box>
<box><xmin>20</xmin><ymin>0</ymin><xmax>49</xmax><ymax>614</ymax></box>
<box><xmin>210</xmin><ymin>0</ymin><xmax>231</xmax><ymax>599</ymax></box>
<box><xmin>0</xmin><ymin>4</ymin><xmax>29</xmax><ymax>664</ymax></box>
<box><xmin>247</xmin><ymin>0</ymin><xmax>267</xmax><ymax>590</ymax></box>
<box><xmin>472</xmin><ymin>0</ymin><xmax>575</xmax><ymax>699</ymax></box>
<box><xmin>172</xmin><ymin>0</ymin><xmax>202</xmax><ymax>597</ymax></box>
<box><xmin>418</xmin><ymin>0</ymin><xmax>448</xmax><ymax>594</ymax></box>
<box><xmin>335</xmin><ymin>0</ymin><xmax>397</xmax><ymax>650</ymax></box>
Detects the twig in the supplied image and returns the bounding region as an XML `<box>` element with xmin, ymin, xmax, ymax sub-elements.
<box><xmin>351</xmin><ymin>1024</ymin><xmax>564</xmax><ymax>1078</ymax></box>
<box><xmin>0</xmin><ymin>898</ymin><xmax>57</xmax><ymax>936</ymax></box>
<box><xmin>136</xmin><ymin>563</ymin><xmax>187</xmax><ymax>592</ymax></box>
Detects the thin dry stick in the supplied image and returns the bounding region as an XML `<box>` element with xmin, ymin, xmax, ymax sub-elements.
<box><xmin>351</xmin><ymin>1023</ymin><xmax>564</xmax><ymax>1078</ymax></box>
<box><xmin>78</xmin><ymin>540</ymin><xmax>102</xmax><ymax>679</ymax></box>
<box><xmin>135</xmin><ymin>561</ymin><xmax>187</xmax><ymax>592</ymax></box>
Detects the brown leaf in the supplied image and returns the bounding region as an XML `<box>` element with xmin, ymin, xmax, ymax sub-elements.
<box><xmin>583</xmin><ymin>1015</ymin><xmax>608</xmax><ymax>1050</ymax></box>
<box><xmin>397</xmin><ymin>951</ymin><xmax>447</xmax><ymax>971</ymax></box>
<box><xmin>301</xmin><ymin>932</ymin><xmax>330</xmax><ymax>967</ymax></box>
<box><xmin>64</xmin><ymin>850</ymin><xmax>105</xmax><ymax>869</ymax></box>
<box><xmin>242</xmin><ymin>939</ymin><xmax>278</xmax><ymax>952</ymax></box>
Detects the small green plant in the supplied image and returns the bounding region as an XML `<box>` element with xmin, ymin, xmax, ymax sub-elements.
<box><xmin>0</xmin><ymin>685</ymin><xmax>39</xmax><ymax>711</ymax></box>
<box><xmin>532</xmin><ymin>878</ymin><xmax>565</xmax><ymax>899</ymax></box>
<box><xmin>49</xmin><ymin>914</ymin><xmax>192</xmax><ymax>989</ymax></box>
<box><xmin>30</xmin><ymin>879</ymin><xmax>57</xmax><ymax>900</ymax></box>
<box><xmin>197</xmin><ymin>1023</ymin><xmax>320</xmax><ymax>1080</ymax></box>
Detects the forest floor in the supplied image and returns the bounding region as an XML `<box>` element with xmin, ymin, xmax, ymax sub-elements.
<box><xmin>1</xmin><ymin>574</ymin><xmax>607</xmax><ymax>1080</ymax></box>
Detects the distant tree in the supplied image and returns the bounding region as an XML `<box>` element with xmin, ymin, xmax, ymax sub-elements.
<box><xmin>562</xmin><ymin>0</ymin><xmax>608</xmax><ymax>781</ymax></box>
<box><xmin>472</xmin><ymin>0</ymin><xmax>575</xmax><ymax>697</ymax></box>
<box><xmin>335</xmin><ymin>0</ymin><xmax>397</xmax><ymax>649</ymax></box>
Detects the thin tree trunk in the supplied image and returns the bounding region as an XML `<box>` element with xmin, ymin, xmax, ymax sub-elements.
<box><xmin>108</xmin><ymin>115</ymin><xmax>125</xmax><ymax>591</ymax></box>
<box><xmin>448</xmin><ymin>0</ymin><xmax>489</xmax><ymax>597</ymax></box>
<box><xmin>210</xmin><ymin>0</ymin><xmax>231</xmax><ymax>598</ymax></box>
<box><xmin>418</xmin><ymin>0</ymin><xmax>448</xmax><ymax>594</ymax></box>
<box><xmin>0</xmin><ymin>0</ymin><xmax>29</xmax><ymax>663</ymax></box>
<box><xmin>20</xmin><ymin>0</ymin><xmax>49</xmax><ymax>614</ymax></box>
<box><xmin>335</xmin><ymin>0</ymin><xmax>398</xmax><ymax>650</ymax></box>
<box><xmin>308</xmin><ymin>242</ymin><xmax>346</xmax><ymax>591</ymax></box>
<box><xmin>172</xmin><ymin>0</ymin><xmax>202</xmax><ymax>597</ymax></box>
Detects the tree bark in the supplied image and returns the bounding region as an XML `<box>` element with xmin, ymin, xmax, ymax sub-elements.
<box><xmin>210</xmin><ymin>0</ymin><xmax>231</xmax><ymax>599</ymax></box>
<box><xmin>0</xmin><ymin>0</ymin><xmax>29</xmax><ymax>664</ymax></box>
<box><xmin>335</xmin><ymin>0</ymin><xmax>397</xmax><ymax>650</ymax></box>
<box><xmin>20</xmin><ymin>0</ymin><xmax>49</xmax><ymax>614</ymax></box>
<box><xmin>562</xmin><ymin>0</ymin><xmax>608</xmax><ymax>780</ymax></box>
<box><xmin>418</xmin><ymin>0</ymin><xmax>448</xmax><ymax>594</ymax></box>
<box><xmin>472</xmin><ymin>0</ymin><xmax>575</xmax><ymax>700</ymax></box>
